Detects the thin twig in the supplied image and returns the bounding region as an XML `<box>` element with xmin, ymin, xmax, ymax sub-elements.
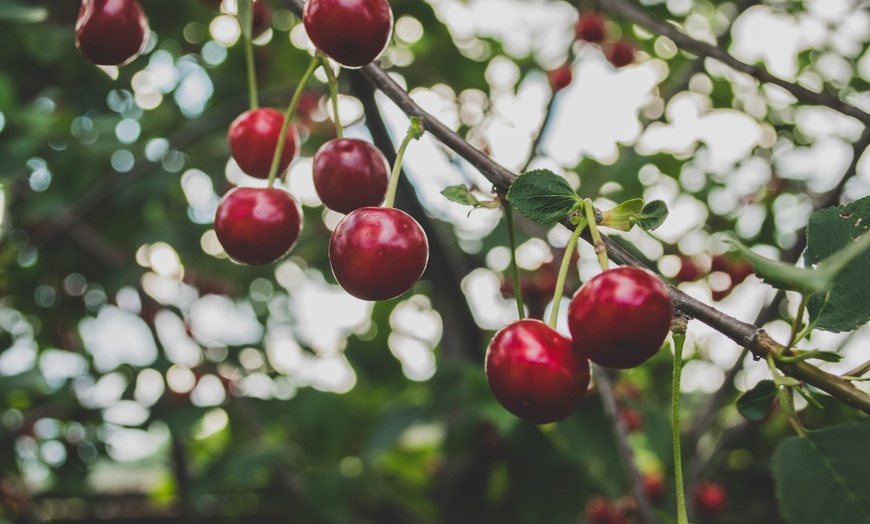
<box><xmin>592</xmin><ymin>0</ymin><xmax>870</xmax><ymax>127</ymax></box>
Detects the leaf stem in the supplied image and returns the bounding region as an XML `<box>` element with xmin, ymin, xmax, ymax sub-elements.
<box><xmin>266</xmin><ymin>55</ymin><xmax>320</xmax><ymax>189</ymax></box>
<box><xmin>584</xmin><ymin>199</ymin><xmax>609</xmax><ymax>271</ymax></box>
<box><xmin>786</xmin><ymin>294</ymin><xmax>810</xmax><ymax>350</ymax></box>
<box><xmin>547</xmin><ymin>217</ymin><xmax>586</xmax><ymax>329</ymax></box>
<box><xmin>671</xmin><ymin>320</ymin><xmax>689</xmax><ymax>524</ymax></box>
<box><xmin>320</xmin><ymin>54</ymin><xmax>343</xmax><ymax>139</ymax></box>
<box><xmin>383</xmin><ymin>117</ymin><xmax>424</xmax><ymax>208</ymax></box>
<box><xmin>503</xmin><ymin>200</ymin><xmax>524</xmax><ymax>320</ymax></box>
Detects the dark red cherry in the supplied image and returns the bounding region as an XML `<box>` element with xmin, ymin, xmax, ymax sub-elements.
<box><xmin>547</xmin><ymin>64</ymin><xmax>573</xmax><ymax>92</ymax></box>
<box><xmin>312</xmin><ymin>138</ymin><xmax>389</xmax><ymax>214</ymax></box>
<box><xmin>642</xmin><ymin>473</ymin><xmax>666</xmax><ymax>505</ymax></box>
<box><xmin>214</xmin><ymin>187</ymin><xmax>302</xmax><ymax>265</ymax></box>
<box><xmin>227</xmin><ymin>108</ymin><xmax>299</xmax><ymax>179</ymax></box>
<box><xmin>575</xmin><ymin>11</ymin><xmax>607</xmax><ymax>43</ymax></box>
<box><xmin>303</xmin><ymin>0</ymin><xmax>393</xmax><ymax>68</ymax></box>
<box><xmin>76</xmin><ymin>0</ymin><xmax>149</xmax><ymax>66</ymax></box>
<box><xmin>568</xmin><ymin>267</ymin><xmax>672</xmax><ymax>369</ymax></box>
<box><xmin>693</xmin><ymin>482</ymin><xmax>727</xmax><ymax>518</ymax></box>
<box><xmin>606</xmin><ymin>39</ymin><xmax>636</xmax><ymax>68</ymax></box>
<box><xmin>485</xmin><ymin>319</ymin><xmax>590</xmax><ymax>424</ymax></box>
<box><xmin>329</xmin><ymin>207</ymin><xmax>428</xmax><ymax>300</ymax></box>
<box><xmin>251</xmin><ymin>0</ymin><xmax>271</xmax><ymax>38</ymax></box>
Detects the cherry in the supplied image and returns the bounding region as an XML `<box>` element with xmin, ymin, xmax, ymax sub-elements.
<box><xmin>568</xmin><ymin>267</ymin><xmax>672</xmax><ymax>369</ymax></box>
<box><xmin>606</xmin><ymin>40</ymin><xmax>636</xmax><ymax>68</ymax></box>
<box><xmin>618</xmin><ymin>407</ymin><xmax>643</xmax><ymax>433</ymax></box>
<box><xmin>329</xmin><ymin>207</ymin><xmax>428</xmax><ymax>300</ymax></box>
<box><xmin>693</xmin><ymin>482</ymin><xmax>727</xmax><ymax>518</ymax></box>
<box><xmin>227</xmin><ymin>108</ymin><xmax>299</xmax><ymax>180</ymax></box>
<box><xmin>75</xmin><ymin>0</ymin><xmax>150</xmax><ymax>66</ymax></box>
<box><xmin>303</xmin><ymin>0</ymin><xmax>393</xmax><ymax>68</ymax></box>
<box><xmin>485</xmin><ymin>319</ymin><xmax>590</xmax><ymax>424</ymax></box>
<box><xmin>312</xmin><ymin>138</ymin><xmax>390</xmax><ymax>214</ymax></box>
<box><xmin>675</xmin><ymin>255</ymin><xmax>704</xmax><ymax>283</ymax></box>
<box><xmin>586</xmin><ymin>495</ymin><xmax>628</xmax><ymax>524</ymax></box>
<box><xmin>214</xmin><ymin>187</ymin><xmax>303</xmax><ymax>265</ymax></box>
<box><xmin>575</xmin><ymin>11</ymin><xmax>607</xmax><ymax>43</ymax></box>
<box><xmin>251</xmin><ymin>0</ymin><xmax>271</xmax><ymax>38</ymax></box>
<box><xmin>547</xmin><ymin>64</ymin><xmax>573</xmax><ymax>93</ymax></box>
<box><xmin>642</xmin><ymin>473</ymin><xmax>666</xmax><ymax>505</ymax></box>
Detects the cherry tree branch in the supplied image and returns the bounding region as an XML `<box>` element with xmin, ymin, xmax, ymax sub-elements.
<box><xmin>592</xmin><ymin>0</ymin><xmax>870</xmax><ymax>127</ymax></box>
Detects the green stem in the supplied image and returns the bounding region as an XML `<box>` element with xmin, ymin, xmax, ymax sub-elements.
<box><xmin>547</xmin><ymin>217</ymin><xmax>586</xmax><ymax>329</ymax></box>
<box><xmin>320</xmin><ymin>54</ymin><xmax>343</xmax><ymax>139</ymax></box>
<box><xmin>244</xmin><ymin>28</ymin><xmax>259</xmax><ymax>110</ymax></box>
<box><xmin>671</xmin><ymin>330</ymin><xmax>689</xmax><ymax>524</ymax></box>
<box><xmin>584</xmin><ymin>199</ymin><xmax>609</xmax><ymax>271</ymax></box>
<box><xmin>503</xmin><ymin>200</ymin><xmax>524</xmax><ymax>320</ymax></box>
<box><xmin>786</xmin><ymin>295</ymin><xmax>810</xmax><ymax>350</ymax></box>
<box><xmin>383</xmin><ymin>117</ymin><xmax>424</xmax><ymax>209</ymax></box>
<box><xmin>265</xmin><ymin>56</ymin><xmax>320</xmax><ymax>189</ymax></box>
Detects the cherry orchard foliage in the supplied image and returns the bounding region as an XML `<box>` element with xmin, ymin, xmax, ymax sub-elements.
<box><xmin>1</xmin><ymin>0</ymin><xmax>870</xmax><ymax>523</ymax></box>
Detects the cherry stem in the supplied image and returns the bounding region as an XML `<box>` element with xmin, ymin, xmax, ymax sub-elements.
<box><xmin>786</xmin><ymin>295</ymin><xmax>810</xmax><ymax>350</ymax></box>
<box><xmin>383</xmin><ymin>117</ymin><xmax>424</xmax><ymax>209</ymax></box>
<box><xmin>671</xmin><ymin>318</ymin><xmax>689</xmax><ymax>524</ymax></box>
<box><xmin>320</xmin><ymin>54</ymin><xmax>343</xmax><ymax>139</ymax></box>
<box><xmin>502</xmin><ymin>200</ymin><xmax>524</xmax><ymax>320</ymax></box>
<box><xmin>243</xmin><ymin>23</ymin><xmax>259</xmax><ymax>110</ymax></box>
<box><xmin>584</xmin><ymin>198</ymin><xmax>609</xmax><ymax>271</ymax></box>
<box><xmin>547</xmin><ymin>216</ymin><xmax>586</xmax><ymax>330</ymax></box>
<box><xmin>265</xmin><ymin>55</ymin><xmax>320</xmax><ymax>189</ymax></box>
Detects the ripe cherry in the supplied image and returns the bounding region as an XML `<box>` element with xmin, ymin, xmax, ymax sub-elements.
<box><xmin>547</xmin><ymin>64</ymin><xmax>573</xmax><ymax>92</ymax></box>
<box><xmin>329</xmin><ymin>207</ymin><xmax>428</xmax><ymax>300</ymax></box>
<box><xmin>75</xmin><ymin>0</ymin><xmax>150</xmax><ymax>66</ymax></box>
<box><xmin>303</xmin><ymin>0</ymin><xmax>393</xmax><ymax>68</ymax></box>
<box><xmin>693</xmin><ymin>482</ymin><xmax>727</xmax><ymax>518</ymax></box>
<box><xmin>214</xmin><ymin>187</ymin><xmax>302</xmax><ymax>265</ymax></box>
<box><xmin>675</xmin><ymin>255</ymin><xmax>704</xmax><ymax>283</ymax></box>
<box><xmin>606</xmin><ymin>40</ymin><xmax>636</xmax><ymax>68</ymax></box>
<box><xmin>568</xmin><ymin>267</ymin><xmax>672</xmax><ymax>369</ymax></box>
<box><xmin>251</xmin><ymin>1</ymin><xmax>272</xmax><ymax>38</ymax></box>
<box><xmin>619</xmin><ymin>407</ymin><xmax>643</xmax><ymax>433</ymax></box>
<box><xmin>227</xmin><ymin>108</ymin><xmax>299</xmax><ymax>180</ymax></box>
<box><xmin>575</xmin><ymin>11</ymin><xmax>607</xmax><ymax>43</ymax></box>
<box><xmin>485</xmin><ymin>319</ymin><xmax>590</xmax><ymax>424</ymax></box>
<box><xmin>642</xmin><ymin>473</ymin><xmax>666</xmax><ymax>505</ymax></box>
<box><xmin>312</xmin><ymin>138</ymin><xmax>390</xmax><ymax>214</ymax></box>
<box><xmin>586</xmin><ymin>495</ymin><xmax>628</xmax><ymax>524</ymax></box>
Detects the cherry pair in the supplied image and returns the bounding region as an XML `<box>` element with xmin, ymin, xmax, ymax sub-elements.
<box><xmin>485</xmin><ymin>267</ymin><xmax>672</xmax><ymax>424</ymax></box>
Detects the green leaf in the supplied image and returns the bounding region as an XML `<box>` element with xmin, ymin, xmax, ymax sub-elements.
<box><xmin>0</xmin><ymin>0</ymin><xmax>47</xmax><ymax>23</ymax></box>
<box><xmin>726</xmin><ymin>240</ymin><xmax>824</xmax><ymax>294</ymax></box>
<box><xmin>505</xmin><ymin>169</ymin><xmax>582</xmax><ymax>224</ymax></box>
<box><xmin>238</xmin><ymin>0</ymin><xmax>253</xmax><ymax>40</ymax></box>
<box><xmin>773</xmin><ymin>422</ymin><xmax>870</xmax><ymax>524</ymax></box>
<box><xmin>441</xmin><ymin>185</ymin><xmax>482</xmax><ymax>207</ymax></box>
<box><xmin>600</xmin><ymin>198</ymin><xmax>644</xmax><ymax>231</ymax></box>
<box><xmin>805</xmin><ymin>196</ymin><xmax>870</xmax><ymax>332</ymax></box>
<box><xmin>778</xmin><ymin>350</ymin><xmax>844</xmax><ymax>364</ymax></box>
<box><xmin>635</xmin><ymin>200</ymin><xmax>668</xmax><ymax>231</ymax></box>
<box><xmin>736</xmin><ymin>380</ymin><xmax>776</xmax><ymax>421</ymax></box>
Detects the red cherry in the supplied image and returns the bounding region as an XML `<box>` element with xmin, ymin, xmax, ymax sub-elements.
<box><xmin>547</xmin><ymin>64</ymin><xmax>573</xmax><ymax>92</ymax></box>
<box><xmin>214</xmin><ymin>187</ymin><xmax>303</xmax><ymax>265</ymax></box>
<box><xmin>75</xmin><ymin>0</ymin><xmax>149</xmax><ymax>66</ymax></box>
<box><xmin>303</xmin><ymin>0</ymin><xmax>393</xmax><ymax>68</ymax></box>
<box><xmin>619</xmin><ymin>407</ymin><xmax>643</xmax><ymax>433</ymax></box>
<box><xmin>586</xmin><ymin>495</ymin><xmax>627</xmax><ymax>524</ymax></box>
<box><xmin>693</xmin><ymin>482</ymin><xmax>727</xmax><ymax>518</ymax></box>
<box><xmin>251</xmin><ymin>0</ymin><xmax>271</xmax><ymax>38</ymax></box>
<box><xmin>675</xmin><ymin>255</ymin><xmax>704</xmax><ymax>283</ymax></box>
<box><xmin>575</xmin><ymin>11</ymin><xmax>607</xmax><ymax>43</ymax></box>
<box><xmin>485</xmin><ymin>319</ymin><xmax>590</xmax><ymax>424</ymax></box>
<box><xmin>312</xmin><ymin>138</ymin><xmax>390</xmax><ymax>214</ymax></box>
<box><xmin>642</xmin><ymin>473</ymin><xmax>666</xmax><ymax>505</ymax></box>
<box><xmin>329</xmin><ymin>207</ymin><xmax>428</xmax><ymax>301</ymax></box>
<box><xmin>568</xmin><ymin>267</ymin><xmax>672</xmax><ymax>369</ymax></box>
<box><xmin>227</xmin><ymin>108</ymin><xmax>299</xmax><ymax>179</ymax></box>
<box><xmin>606</xmin><ymin>40</ymin><xmax>636</xmax><ymax>68</ymax></box>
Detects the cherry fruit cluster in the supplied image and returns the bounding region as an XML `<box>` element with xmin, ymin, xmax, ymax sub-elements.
<box><xmin>486</xmin><ymin>267</ymin><xmax>672</xmax><ymax>424</ymax></box>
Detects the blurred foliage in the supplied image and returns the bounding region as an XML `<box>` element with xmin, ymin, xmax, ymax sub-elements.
<box><xmin>0</xmin><ymin>0</ymin><xmax>869</xmax><ymax>523</ymax></box>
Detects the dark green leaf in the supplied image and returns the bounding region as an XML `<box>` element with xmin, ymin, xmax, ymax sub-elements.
<box><xmin>635</xmin><ymin>200</ymin><xmax>668</xmax><ymax>231</ymax></box>
<box><xmin>506</xmin><ymin>169</ymin><xmax>582</xmax><ymax>224</ymax></box>
<box><xmin>600</xmin><ymin>198</ymin><xmax>644</xmax><ymax>231</ymax></box>
<box><xmin>778</xmin><ymin>350</ymin><xmax>844</xmax><ymax>363</ymax></box>
<box><xmin>773</xmin><ymin>422</ymin><xmax>870</xmax><ymax>524</ymax></box>
<box><xmin>805</xmin><ymin>196</ymin><xmax>870</xmax><ymax>332</ymax></box>
<box><xmin>238</xmin><ymin>0</ymin><xmax>253</xmax><ymax>40</ymax></box>
<box><xmin>736</xmin><ymin>380</ymin><xmax>776</xmax><ymax>421</ymax></box>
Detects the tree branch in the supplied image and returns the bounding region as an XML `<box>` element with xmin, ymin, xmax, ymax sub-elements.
<box><xmin>591</xmin><ymin>0</ymin><xmax>870</xmax><ymax>127</ymax></box>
